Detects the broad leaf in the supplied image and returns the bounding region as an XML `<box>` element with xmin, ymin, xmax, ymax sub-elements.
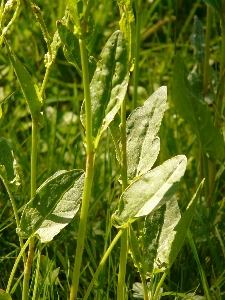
<box><xmin>168</xmin><ymin>180</ymin><xmax>204</xmax><ymax>268</ymax></box>
<box><xmin>18</xmin><ymin>169</ymin><xmax>84</xmax><ymax>241</ymax></box>
<box><xmin>81</xmin><ymin>30</ymin><xmax>130</xmax><ymax>148</ymax></box>
<box><xmin>5</xmin><ymin>41</ymin><xmax>43</xmax><ymax>123</ymax></box>
<box><xmin>126</xmin><ymin>86</ymin><xmax>167</xmax><ymax>180</ymax></box>
<box><xmin>172</xmin><ymin>57</ymin><xmax>225</xmax><ymax>160</ymax></box>
<box><xmin>0</xmin><ymin>289</ymin><xmax>12</xmax><ymax>300</ymax></box>
<box><xmin>0</xmin><ymin>138</ymin><xmax>20</xmax><ymax>191</ymax></box>
<box><xmin>143</xmin><ymin>197</ymin><xmax>180</xmax><ymax>274</ymax></box>
<box><xmin>112</xmin><ymin>155</ymin><xmax>187</xmax><ymax>228</ymax></box>
<box><xmin>203</xmin><ymin>0</ymin><xmax>222</xmax><ymax>19</ymax></box>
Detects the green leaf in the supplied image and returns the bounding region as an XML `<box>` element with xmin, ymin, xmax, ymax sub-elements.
<box><xmin>117</xmin><ymin>0</ymin><xmax>135</xmax><ymax>64</ymax></box>
<box><xmin>57</xmin><ymin>21</ymin><xmax>82</xmax><ymax>77</ymax></box>
<box><xmin>0</xmin><ymin>289</ymin><xmax>12</xmax><ymax>300</ymax></box>
<box><xmin>129</xmin><ymin>226</ymin><xmax>147</xmax><ymax>276</ymax></box>
<box><xmin>67</xmin><ymin>0</ymin><xmax>82</xmax><ymax>36</ymax></box>
<box><xmin>18</xmin><ymin>169</ymin><xmax>84</xmax><ymax>241</ymax></box>
<box><xmin>126</xmin><ymin>86</ymin><xmax>167</xmax><ymax>180</ymax></box>
<box><xmin>172</xmin><ymin>57</ymin><xmax>225</xmax><ymax>160</ymax></box>
<box><xmin>143</xmin><ymin>197</ymin><xmax>181</xmax><ymax>274</ymax></box>
<box><xmin>44</xmin><ymin>29</ymin><xmax>61</xmax><ymax>68</ymax></box>
<box><xmin>81</xmin><ymin>30</ymin><xmax>129</xmax><ymax>148</ymax></box>
<box><xmin>112</xmin><ymin>155</ymin><xmax>187</xmax><ymax>228</ymax></box>
<box><xmin>203</xmin><ymin>0</ymin><xmax>222</xmax><ymax>19</ymax></box>
<box><xmin>190</xmin><ymin>16</ymin><xmax>205</xmax><ymax>68</ymax></box>
<box><xmin>5</xmin><ymin>41</ymin><xmax>43</xmax><ymax>123</ymax></box>
<box><xmin>168</xmin><ymin>180</ymin><xmax>204</xmax><ymax>268</ymax></box>
<box><xmin>0</xmin><ymin>138</ymin><xmax>20</xmax><ymax>191</ymax></box>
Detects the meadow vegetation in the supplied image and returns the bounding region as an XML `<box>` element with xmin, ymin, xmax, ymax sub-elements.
<box><xmin>0</xmin><ymin>0</ymin><xmax>224</xmax><ymax>299</ymax></box>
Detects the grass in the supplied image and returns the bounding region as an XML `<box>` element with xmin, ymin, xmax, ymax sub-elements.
<box><xmin>0</xmin><ymin>0</ymin><xmax>225</xmax><ymax>299</ymax></box>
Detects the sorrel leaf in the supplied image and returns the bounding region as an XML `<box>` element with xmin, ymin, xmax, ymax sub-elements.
<box><xmin>57</xmin><ymin>21</ymin><xmax>82</xmax><ymax>76</ymax></box>
<box><xmin>172</xmin><ymin>57</ymin><xmax>225</xmax><ymax>160</ymax></box>
<box><xmin>44</xmin><ymin>29</ymin><xmax>61</xmax><ymax>68</ymax></box>
<box><xmin>18</xmin><ymin>169</ymin><xmax>84</xmax><ymax>241</ymax></box>
<box><xmin>126</xmin><ymin>86</ymin><xmax>167</xmax><ymax>180</ymax></box>
<box><xmin>81</xmin><ymin>30</ymin><xmax>129</xmax><ymax>148</ymax></box>
<box><xmin>112</xmin><ymin>155</ymin><xmax>187</xmax><ymax>228</ymax></box>
<box><xmin>143</xmin><ymin>197</ymin><xmax>180</xmax><ymax>274</ymax></box>
<box><xmin>168</xmin><ymin>180</ymin><xmax>204</xmax><ymax>268</ymax></box>
<box><xmin>0</xmin><ymin>138</ymin><xmax>20</xmax><ymax>192</ymax></box>
<box><xmin>5</xmin><ymin>41</ymin><xmax>43</xmax><ymax>124</ymax></box>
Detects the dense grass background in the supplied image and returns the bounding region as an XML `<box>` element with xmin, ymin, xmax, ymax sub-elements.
<box><xmin>0</xmin><ymin>0</ymin><xmax>225</xmax><ymax>299</ymax></box>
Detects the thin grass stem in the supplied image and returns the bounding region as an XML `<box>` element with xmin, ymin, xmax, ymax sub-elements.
<box><xmin>69</xmin><ymin>38</ymin><xmax>94</xmax><ymax>300</ymax></box>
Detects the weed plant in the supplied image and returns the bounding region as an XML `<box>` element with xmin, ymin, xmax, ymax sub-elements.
<box><xmin>0</xmin><ymin>1</ymin><xmax>224</xmax><ymax>300</ymax></box>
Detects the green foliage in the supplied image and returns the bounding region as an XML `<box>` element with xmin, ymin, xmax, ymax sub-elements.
<box><xmin>17</xmin><ymin>169</ymin><xmax>84</xmax><ymax>241</ymax></box>
<box><xmin>81</xmin><ymin>30</ymin><xmax>130</xmax><ymax>148</ymax></box>
<box><xmin>112</xmin><ymin>155</ymin><xmax>187</xmax><ymax>227</ymax></box>
<box><xmin>172</xmin><ymin>57</ymin><xmax>224</xmax><ymax>160</ymax></box>
<box><xmin>0</xmin><ymin>289</ymin><xmax>12</xmax><ymax>300</ymax></box>
<box><xmin>0</xmin><ymin>138</ymin><xmax>20</xmax><ymax>192</ymax></box>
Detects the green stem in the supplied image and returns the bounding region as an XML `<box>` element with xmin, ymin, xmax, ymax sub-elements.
<box><xmin>152</xmin><ymin>271</ymin><xmax>168</xmax><ymax>300</ymax></box>
<box><xmin>69</xmin><ymin>38</ymin><xmax>94</xmax><ymax>300</ymax></box>
<box><xmin>202</xmin><ymin>150</ymin><xmax>210</xmax><ymax>204</ymax></box>
<box><xmin>83</xmin><ymin>229</ymin><xmax>124</xmax><ymax>300</ymax></box>
<box><xmin>0</xmin><ymin>176</ymin><xmax>26</xmax><ymax>262</ymax></box>
<box><xmin>32</xmin><ymin>243</ymin><xmax>41</xmax><ymax>300</ymax></box>
<box><xmin>22</xmin><ymin>118</ymin><xmax>39</xmax><ymax>300</ymax></box>
<box><xmin>117</xmin><ymin>89</ymin><xmax>128</xmax><ymax>300</ymax></box>
<box><xmin>6</xmin><ymin>237</ymin><xmax>32</xmax><ymax>293</ymax></box>
<box><xmin>133</xmin><ymin>0</ymin><xmax>141</xmax><ymax>110</ymax></box>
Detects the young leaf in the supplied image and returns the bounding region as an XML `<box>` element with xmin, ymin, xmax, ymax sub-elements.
<box><xmin>112</xmin><ymin>155</ymin><xmax>187</xmax><ymax>228</ymax></box>
<box><xmin>0</xmin><ymin>138</ymin><xmax>20</xmax><ymax>192</ymax></box>
<box><xmin>168</xmin><ymin>180</ymin><xmax>204</xmax><ymax>268</ymax></box>
<box><xmin>143</xmin><ymin>197</ymin><xmax>181</xmax><ymax>274</ymax></box>
<box><xmin>81</xmin><ymin>30</ymin><xmax>130</xmax><ymax>148</ymax></box>
<box><xmin>126</xmin><ymin>86</ymin><xmax>167</xmax><ymax>180</ymax></box>
<box><xmin>172</xmin><ymin>57</ymin><xmax>225</xmax><ymax>161</ymax></box>
<box><xmin>5</xmin><ymin>41</ymin><xmax>43</xmax><ymax>123</ymax></box>
<box><xmin>57</xmin><ymin>21</ymin><xmax>82</xmax><ymax>77</ymax></box>
<box><xmin>44</xmin><ymin>29</ymin><xmax>61</xmax><ymax>68</ymax></box>
<box><xmin>17</xmin><ymin>169</ymin><xmax>84</xmax><ymax>240</ymax></box>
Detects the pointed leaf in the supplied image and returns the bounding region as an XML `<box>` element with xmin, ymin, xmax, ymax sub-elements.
<box><xmin>18</xmin><ymin>169</ymin><xmax>84</xmax><ymax>239</ymax></box>
<box><xmin>172</xmin><ymin>57</ymin><xmax>225</xmax><ymax>160</ymax></box>
<box><xmin>168</xmin><ymin>180</ymin><xmax>204</xmax><ymax>268</ymax></box>
<box><xmin>0</xmin><ymin>138</ymin><xmax>20</xmax><ymax>191</ymax></box>
<box><xmin>5</xmin><ymin>41</ymin><xmax>43</xmax><ymax>123</ymax></box>
<box><xmin>143</xmin><ymin>197</ymin><xmax>180</xmax><ymax>274</ymax></box>
<box><xmin>127</xmin><ymin>86</ymin><xmax>167</xmax><ymax>180</ymax></box>
<box><xmin>112</xmin><ymin>155</ymin><xmax>187</xmax><ymax>228</ymax></box>
<box><xmin>81</xmin><ymin>30</ymin><xmax>130</xmax><ymax>148</ymax></box>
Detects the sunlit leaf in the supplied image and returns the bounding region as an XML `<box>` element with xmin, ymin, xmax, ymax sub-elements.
<box><xmin>112</xmin><ymin>155</ymin><xmax>187</xmax><ymax>228</ymax></box>
<box><xmin>18</xmin><ymin>169</ymin><xmax>84</xmax><ymax>241</ymax></box>
<box><xmin>0</xmin><ymin>289</ymin><xmax>12</xmax><ymax>300</ymax></box>
<box><xmin>126</xmin><ymin>86</ymin><xmax>167</xmax><ymax>180</ymax></box>
<box><xmin>81</xmin><ymin>30</ymin><xmax>129</xmax><ymax>148</ymax></box>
